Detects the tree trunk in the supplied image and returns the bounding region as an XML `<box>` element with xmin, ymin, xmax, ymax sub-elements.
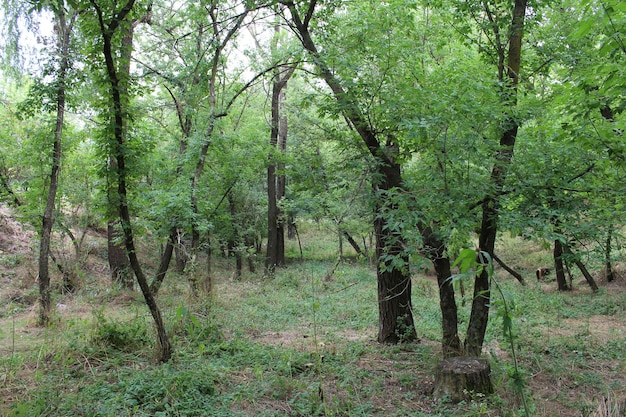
<box><xmin>605</xmin><ymin>226</ymin><xmax>615</xmax><ymax>282</ymax></box>
<box><xmin>38</xmin><ymin>9</ymin><xmax>76</xmax><ymax>325</ymax></box>
<box><xmin>108</xmin><ymin>219</ymin><xmax>132</xmax><ymax>289</ymax></box>
<box><xmin>276</xmin><ymin>65</ymin><xmax>288</xmax><ymax>266</ymax></box>
<box><xmin>466</xmin><ymin>0</ymin><xmax>527</xmax><ymax>357</ymax></box>
<box><xmin>562</xmin><ymin>244</ymin><xmax>599</xmax><ymax>292</ymax></box>
<box><xmin>91</xmin><ymin>0</ymin><xmax>171</xmax><ymax>362</ymax></box>
<box><xmin>174</xmin><ymin>230</ymin><xmax>189</xmax><ymax>274</ymax></box>
<box><xmin>149</xmin><ymin>231</ymin><xmax>176</xmax><ymax>295</ymax></box>
<box><xmin>374</xmin><ymin>164</ymin><xmax>416</xmax><ymax>344</ymax></box>
<box><xmin>266</xmin><ymin>159</ymin><xmax>278</xmax><ymax>273</ymax></box>
<box><xmin>287</xmin><ymin>3</ymin><xmax>416</xmax><ymax>343</ymax></box>
<box><xmin>433</xmin><ymin>357</ymin><xmax>494</xmax><ymax>403</ymax></box>
<box><xmin>423</xmin><ymin>227</ymin><xmax>461</xmax><ymax>357</ymax></box>
<box><xmin>266</xmin><ymin>62</ymin><xmax>295</xmax><ymax>274</ymax></box>
<box><xmin>553</xmin><ymin>239</ymin><xmax>570</xmax><ymax>291</ymax></box>
<box><xmin>228</xmin><ymin>193</ymin><xmax>243</xmax><ymax>279</ymax></box>
<box><xmin>493</xmin><ymin>253</ymin><xmax>525</xmax><ymax>285</ymax></box>
<box><xmin>343</xmin><ymin>231</ymin><xmax>366</xmax><ymax>258</ymax></box>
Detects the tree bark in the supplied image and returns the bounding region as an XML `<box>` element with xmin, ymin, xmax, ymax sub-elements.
<box><xmin>149</xmin><ymin>231</ymin><xmax>176</xmax><ymax>295</ymax></box>
<box><xmin>285</xmin><ymin>1</ymin><xmax>416</xmax><ymax>343</ymax></box>
<box><xmin>423</xmin><ymin>227</ymin><xmax>461</xmax><ymax>357</ymax></box>
<box><xmin>605</xmin><ymin>226</ymin><xmax>615</xmax><ymax>282</ymax></box>
<box><xmin>343</xmin><ymin>231</ymin><xmax>366</xmax><ymax>258</ymax></box>
<box><xmin>553</xmin><ymin>239</ymin><xmax>570</xmax><ymax>291</ymax></box>
<box><xmin>493</xmin><ymin>253</ymin><xmax>525</xmax><ymax>285</ymax></box>
<box><xmin>91</xmin><ymin>0</ymin><xmax>171</xmax><ymax>362</ymax></box>
<box><xmin>38</xmin><ymin>9</ymin><xmax>76</xmax><ymax>325</ymax></box>
<box><xmin>107</xmin><ymin>218</ymin><xmax>132</xmax><ymax>289</ymax></box>
<box><xmin>562</xmin><ymin>244</ymin><xmax>599</xmax><ymax>292</ymax></box>
<box><xmin>266</xmin><ymin>61</ymin><xmax>295</xmax><ymax>274</ymax></box>
<box><xmin>466</xmin><ymin>0</ymin><xmax>527</xmax><ymax>357</ymax></box>
<box><xmin>228</xmin><ymin>194</ymin><xmax>243</xmax><ymax>279</ymax></box>
<box><xmin>433</xmin><ymin>357</ymin><xmax>494</xmax><ymax>403</ymax></box>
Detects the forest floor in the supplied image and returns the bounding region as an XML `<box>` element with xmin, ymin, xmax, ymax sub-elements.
<box><xmin>1</xmin><ymin>205</ymin><xmax>625</xmax><ymax>416</ymax></box>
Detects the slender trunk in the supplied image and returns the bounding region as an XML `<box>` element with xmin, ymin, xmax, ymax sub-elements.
<box><xmin>266</xmin><ymin>63</ymin><xmax>294</xmax><ymax>273</ymax></box>
<box><xmin>266</xmin><ymin>158</ymin><xmax>278</xmax><ymax>273</ymax></box>
<box><xmin>205</xmin><ymin>241</ymin><xmax>213</xmax><ymax>294</ymax></box>
<box><xmin>277</xmin><ymin>90</ymin><xmax>288</xmax><ymax>266</ymax></box>
<box><xmin>149</xmin><ymin>231</ymin><xmax>176</xmax><ymax>295</ymax></box>
<box><xmin>343</xmin><ymin>231</ymin><xmax>366</xmax><ymax>258</ymax></box>
<box><xmin>174</xmin><ymin>230</ymin><xmax>189</xmax><ymax>274</ymax></box>
<box><xmin>605</xmin><ymin>226</ymin><xmax>615</xmax><ymax>282</ymax></box>
<box><xmin>493</xmin><ymin>253</ymin><xmax>525</xmax><ymax>285</ymax></box>
<box><xmin>108</xmin><ymin>218</ymin><xmax>132</xmax><ymax>288</ymax></box>
<box><xmin>228</xmin><ymin>194</ymin><xmax>242</xmax><ymax>279</ymax></box>
<box><xmin>423</xmin><ymin>227</ymin><xmax>461</xmax><ymax>357</ymax></box>
<box><xmin>554</xmin><ymin>240</ymin><xmax>569</xmax><ymax>291</ymax></box>
<box><xmin>91</xmin><ymin>0</ymin><xmax>171</xmax><ymax>362</ymax></box>
<box><xmin>562</xmin><ymin>244</ymin><xmax>599</xmax><ymax>292</ymax></box>
<box><xmin>38</xmin><ymin>10</ymin><xmax>74</xmax><ymax>325</ymax></box>
<box><xmin>338</xmin><ymin>228</ymin><xmax>343</xmax><ymax>259</ymax></box>
<box><xmin>465</xmin><ymin>0</ymin><xmax>527</xmax><ymax>357</ymax></box>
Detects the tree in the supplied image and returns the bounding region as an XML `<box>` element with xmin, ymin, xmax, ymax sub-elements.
<box><xmin>88</xmin><ymin>0</ymin><xmax>171</xmax><ymax>362</ymax></box>
<box><xmin>266</xmin><ymin>26</ymin><xmax>296</xmax><ymax>274</ymax></box>
<box><xmin>466</xmin><ymin>0</ymin><xmax>528</xmax><ymax>356</ymax></box>
<box><xmin>136</xmin><ymin>0</ymin><xmax>267</xmax><ymax>294</ymax></box>
<box><xmin>37</xmin><ymin>1</ymin><xmax>78</xmax><ymax>324</ymax></box>
<box><xmin>501</xmin><ymin>0</ymin><xmax>625</xmax><ymax>291</ymax></box>
<box><xmin>281</xmin><ymin>0</ymin><xmax>417</xmax><ymax>343</ymax></box>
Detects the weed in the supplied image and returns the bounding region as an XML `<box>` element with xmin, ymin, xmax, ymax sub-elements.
<box><xmin>3</xmin><ymin>226</ymin><xmax>626</xmax><ymax>416</ymax></box>
<box><xmin>0</xmin><ymin>254</ymin><xmax>22</xmax><ymax>268</ymax></box>
<box><xmin>90</xmin><ymin>309</ymin><xmax>150</xmax><ymax>352</ymax></box>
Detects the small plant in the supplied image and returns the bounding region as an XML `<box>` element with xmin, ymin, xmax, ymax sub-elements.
<box><xmin>90</xmin><ymin>309</ymin><xmax>150</xmax><ymax>352</ymax></box>
<box><xmin>170</xmin><ymin>303</ymin><xmax>222</xmax><ymax>345</ymax></box>
<box><xmin>0</xmin><ymin>254</ymin><xmax>22</xmax><ymax>268</ymax></box>
<box><xmin>395</xmin><ymin>313</ymin><xmax>416</xmax><ymax>343</ymax></box>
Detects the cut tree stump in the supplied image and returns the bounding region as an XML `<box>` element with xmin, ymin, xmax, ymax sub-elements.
<box><xmin>433</xmin><ymin>357</ymin><xmax>493</xmax><ymax>403</ymax></box>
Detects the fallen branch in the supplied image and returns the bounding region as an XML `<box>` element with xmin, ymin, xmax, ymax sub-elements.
<box><xmin>493</xmin><ymin>253</ymin><xmax>525</xmax><ymax>285</ymax></box>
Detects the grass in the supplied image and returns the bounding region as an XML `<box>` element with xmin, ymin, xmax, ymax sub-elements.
<box><xmin>0</xmin><ymin>227</ymin><xmax>625</xmax><ymax>416</ymax></box>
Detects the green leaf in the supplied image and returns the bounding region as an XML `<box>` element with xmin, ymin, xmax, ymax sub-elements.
<box><xmin>571</xmin><ymin>19</ymin><xmax>595</xmax><ymax>39</ymax></box>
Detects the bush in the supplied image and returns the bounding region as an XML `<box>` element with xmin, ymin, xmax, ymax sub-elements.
<box><xmin>90</xmin><ymin>309</ymin><xmax>150</xmax><ymax>352</ymax></box>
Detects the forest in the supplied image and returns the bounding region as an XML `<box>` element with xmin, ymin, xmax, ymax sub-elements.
<box><xmin>0</xmin><ymin>0</ymin><xmax>625</xmax><ymax>415</ymax></box>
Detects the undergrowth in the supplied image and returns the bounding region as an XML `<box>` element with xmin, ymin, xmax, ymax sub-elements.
<box><xmin>2</xmin><ymin>233</ymin><xmax>625</xmax><ymax>416</ymax></box>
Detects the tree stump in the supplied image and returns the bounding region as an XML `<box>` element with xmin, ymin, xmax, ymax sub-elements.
<box><xmin>433</xmin><ymin>357</ymin><xmax>493</xmax><ymax>403</ymax></box>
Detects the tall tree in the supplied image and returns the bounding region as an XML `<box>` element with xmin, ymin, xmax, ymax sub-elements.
<box><xmin>89</xmin><ymin>0</ymin><xmax>171</xmax><ymax>362</ymax></box>
<box><xmin>37</xmin><ymin>0</ymin><xmax>78</xmax><ymax>325</ymax></box>
<box><xmin>465</xmin><ymin>0</ymin><xmax>528</xmax><ymax>356</ymax></box>
<box><xmin>266</xmin><ymin>58</ymin><xmax>295</xmax><ymax>274</ymax></box>
<box><xmin>137</xmin><ymin>0</ymin><xmax>259</xmax><ymax>295</ymax></box>
<box><xmin>281</xmin><ymin>0</ymin><xmax>417</xmax><ymax>343</ymax></box>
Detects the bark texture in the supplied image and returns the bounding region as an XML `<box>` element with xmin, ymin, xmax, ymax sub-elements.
<box><xmin>285</xmin><ymin>1</ymin><xmax>416</xmax><ymax>343</ymax></box>
<box><xmin>433</xmin><ymin>357</ymin><xmax>494</xmax><ymax>403</ymax></box>
<box><xmin>91</xmin><ymin>0</ymin><xmax>171</xmax><ymax>362</ymax></box>
<box><xmin>266</xmin><ymin>64</ymin><xmax>294</xmax><ymax>274</ymax></box>
<box><xmin>466</xmin><ymin>0</ymin><xmax>527</xmax><ymax>357</ymax></box>
<box><xmin>38</xmin><ymin>9</ymin><xmax>76</xmax><ymax>325</ymax></box>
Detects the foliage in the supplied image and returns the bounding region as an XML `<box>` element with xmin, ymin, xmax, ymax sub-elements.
<box><xmin>0</xmin><ymin>0</ymin><xmax>625</xmax><ymax>414</ymax></box>
<box><xmin>90</xmin><ymin>308</ymin><xmax>151</xmax><ymax>352</ymax></box>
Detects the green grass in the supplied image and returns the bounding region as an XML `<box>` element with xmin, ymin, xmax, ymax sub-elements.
<box><xmin>2</xmin><ymin>228</ymin><xmax>626</xmax><ymax>416</ymax></box>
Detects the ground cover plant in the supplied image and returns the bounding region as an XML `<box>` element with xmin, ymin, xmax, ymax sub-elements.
<box><xmin>0</xmin><ymin>214</ymin><xmax>625</xmax><ymax>417</ymax></box>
